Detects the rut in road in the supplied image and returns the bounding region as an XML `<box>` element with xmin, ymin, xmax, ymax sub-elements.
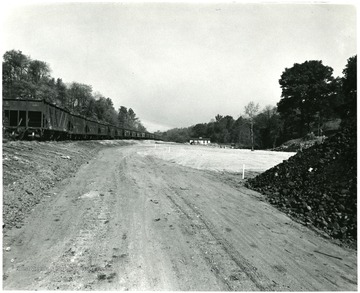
<box><xmin>133</xmin><ymin>152</ymin><xmax>356</xmax><ymax>291</ymax></box>
<box><xmin>167</xmin><ymin>189</ymin><xmax>270</xmax><ymax>290</ymax></box>
<box><xmin>128</xmin><ymin>155</ymin><xmax>274</xmax><ymax>291</ymax></box>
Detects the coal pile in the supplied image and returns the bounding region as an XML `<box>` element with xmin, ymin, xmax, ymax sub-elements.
<box><xmin>246</xmin><ymin>125</ymin><xmax>356</xmax><ymax>243</ymax></box>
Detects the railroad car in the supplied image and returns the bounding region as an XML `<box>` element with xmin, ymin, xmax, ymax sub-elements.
<box><xmin>69</xmin><ymin>114</ymin><xmax>86</xmax><ymax>139</ymax></box>
<box><xmin>3</xmin><ymin>98</ymin><xmax>160</xmax><ymax>141</ymax></box>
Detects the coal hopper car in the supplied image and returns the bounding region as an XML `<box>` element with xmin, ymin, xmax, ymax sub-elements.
<box><xmin>3</xmin><ymin>98</ymin><xmax>160</xmax><ymax>141</ymax></box>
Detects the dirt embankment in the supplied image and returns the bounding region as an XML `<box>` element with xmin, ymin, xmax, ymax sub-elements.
<box><xmin>2</xmin><ymin>140</ymin><xmax>134</xmax><ymax>231</ymax></box>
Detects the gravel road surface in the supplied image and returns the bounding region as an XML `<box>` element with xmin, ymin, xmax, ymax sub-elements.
<box><xmin>3</xmin><ymin>142</ymin><xmax>357</xmax><ymax>290</ymax></box>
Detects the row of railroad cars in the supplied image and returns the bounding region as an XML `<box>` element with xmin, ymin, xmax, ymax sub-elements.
<box><xmin>3</xmin><ymin>99</ymin><xmax>160</xmax><ymax>140</ymax></box>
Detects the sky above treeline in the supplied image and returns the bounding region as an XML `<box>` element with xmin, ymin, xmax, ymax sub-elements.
<box><xmin>1</xmin><ymin>1</ymin><xmax>357</xmax><ymax>132</ymax></box>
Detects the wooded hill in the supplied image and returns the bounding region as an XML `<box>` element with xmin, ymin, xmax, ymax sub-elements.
<box><xmin>2</xmin><ymin>50</ymin><xmax>146</xmax><ymax>131</ymax></box>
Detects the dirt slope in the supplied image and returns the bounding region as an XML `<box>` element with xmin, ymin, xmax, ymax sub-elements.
<box><xmin>2</xmin><ymin>140</ymin><xmax>133</xmax><ymax>231</ymax></box>
<box><xmin>2</xmin><ymin>143</ymin><xmax>357</xmax><ymax>290</ymax></box>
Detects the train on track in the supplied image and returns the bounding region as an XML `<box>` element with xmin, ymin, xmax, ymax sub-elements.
<box><xmin>3</xmin><ymin>98</ymin><xmax>161</xmax><ymax>141</ymax></box>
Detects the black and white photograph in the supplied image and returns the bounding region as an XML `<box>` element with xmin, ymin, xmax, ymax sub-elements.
<box><xmin>1</xmin><ymin>0</ymin><xmax>357</xmax><ymax>291</ymax></box>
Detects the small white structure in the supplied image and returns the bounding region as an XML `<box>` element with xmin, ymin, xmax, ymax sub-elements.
<box><xmin>189</xmin><ymin>137</ymin><xmax>211</xmax><ymax>145</ymax></box>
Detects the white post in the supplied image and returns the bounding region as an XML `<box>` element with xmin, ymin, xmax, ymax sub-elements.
<box><xmin>155</xmin><ymin>144</ymin><xmax>157</xmax><ymax>149</ymax></box>
<box><xmin>242</xmin><ymin>164</ymin><xmax>245</xmax><ymax>179</ymax></box>
<box><xmin>168</xmin><ymin>147</ymin><xmax>170</xmax><ymax>153</ymax></box>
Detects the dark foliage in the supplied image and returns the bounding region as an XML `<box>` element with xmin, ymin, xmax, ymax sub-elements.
<box><xmin>278</xmin><ymin>60</ymin><xmax>337</xmax><ymax>139</ymax></box>
<box><xmin>160</xmin><ymin>107</ymin><xmax>281</xmax><ymax>149</ymax></box>
<box><xmin>160</xmin><ymin>57</ymin><xmax>354</xmax><ymax>149</ymax></box>
<box><xmin>2</xmin><ymin>50</ymin><xmax>146</xmax><ymax>131</ymax></box>
<box><xmin>246</xmin><ymin>56</ymin><xmax>357</xmax><ymax>244</ymax></box>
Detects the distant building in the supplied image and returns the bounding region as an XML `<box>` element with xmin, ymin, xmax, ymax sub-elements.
<box><xmin>189</xmin><ymin>137</ymin><xmax>211</xmax><ymax>145</ymax></box>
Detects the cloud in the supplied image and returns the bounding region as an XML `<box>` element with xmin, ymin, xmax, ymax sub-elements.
<box><xmin>2</xmin><ymin>3</ymin><xmax>357</xmax><ymax>130</ymax></box>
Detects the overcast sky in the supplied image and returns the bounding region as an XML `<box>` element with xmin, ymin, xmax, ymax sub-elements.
<box><xmin>1</xmin><ymin>1</ymin><xmax>357</xmax><ymax>132</ymax></box>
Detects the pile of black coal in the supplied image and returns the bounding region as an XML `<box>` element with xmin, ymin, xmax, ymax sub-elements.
<box><xmin>246</xmin><ymin>125</ymin><xmax>356</xmax><ymax>243</ymax></box>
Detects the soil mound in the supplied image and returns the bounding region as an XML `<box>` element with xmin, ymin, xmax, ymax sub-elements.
<box><xmin>246</xmin><ymin>125</ymin><xmax>356</xmax><ymax>244</ymax></box>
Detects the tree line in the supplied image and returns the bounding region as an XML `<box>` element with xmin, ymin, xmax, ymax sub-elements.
<box><xmin>158</xmin><ymin>56</ymin><xmax>356</xmax><ymax>149</ymax></box>
<box><xmin>2</xmin><ymin>50</ymin><xmax>147</xmax><ymax>131</ymax></box>
<box><xmin>157</xmin><ymin>105</ymin><xmax>282</xmax><ymax>149</ymax></box>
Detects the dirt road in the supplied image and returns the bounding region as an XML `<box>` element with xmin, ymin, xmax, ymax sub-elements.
<box><xmin>3</xmin><ymin>143</ymin><xmax>357</xmax><ymax>290</ymax></box>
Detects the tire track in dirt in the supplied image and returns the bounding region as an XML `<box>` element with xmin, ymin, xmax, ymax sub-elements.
<box><xmin>145</xmin><ymin>156</ymin><xmax>273</xmax><ymax>291</ymax></box>
<box><xmin>38</xmin><ymin>192</ymin><xmax>116</xmax><ymax>290</ymax></box>
<box><xmin>115</xmin><ymin>153</ymin><xmax>231</xmax><ymax>290</ymax></box>
<box><xmin>171</xmin><ymin>190</ymin><xmax>273</xmax><ymax>291</ymax></box>
<box><xmin>108</xmin><ymin>153</ymin><xmax>181</xmax><ymax>290</ymax></box>
<box><xmin>167</xmin><ymin>192</ymin><xmax>265</xmax><ymax>290</ymax></box>
<box><xmin>140</xmin><ymin>152</ymin><xmax>357</xmax><ymax>291</ymax></box>
<box><xmin>3</xmin><ymin>149</ymin><xmax>124</xmax><ymax>290</ymax></box>
<box><xmin>136</xmin><ymin>157</ymin><xmax>266</xmax><ymax>290</ymax></box>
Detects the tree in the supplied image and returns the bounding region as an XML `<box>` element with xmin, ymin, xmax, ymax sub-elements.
<box><xmin>340</xmin><ymin>55</ymin><xmax>357</xmax><ymax>128</ymax></box>
<box><xmin>2</xmin><ymin>50</ymin><xmax>58</xmax><ymax>100</ymax></box>
<box><xmin>127</xmin><ymin>108</ymin><xmax>138</xmax><ymax>129</ymax></box>
<box><xmin>2</xmin><ymin>50</ymin><xmax>148</xmax><ymax>131</ymax></box>
<box><xmin>278</xmin><ymin>60</ymin><xmax>335</xmax><ymax>138</ymax></box>
<box><xmin>136</xmin><ymin>121</ymin><xmax>147</xmax><ymax>132</ymax></box>
<box><xmin>3</xmin><ymin>50</ymin><xmax>31</xmax><ymax>99</ymax></box>
<box><xmin>219</xmin><ymin>116</ymin><xmax>234</xmax><ymax>143</ymax></box>
<box><xmin>230</xmin><ymin>116</ymin><xmax>250</xmax><ymax>147</ymax></box>
<box><xmin>162</xmin><ymin>127</ymin><xmax>191</xmax><ymax>143</ymax></box>
<box><xmin>192</xmin><ymin>123</ymin><xmax>207</xmax><ymax>138</ymax></box>
<box><xmin>2</xmin><ymin>50</ymin><xmax>30</xmax><ymax>82</ymax></box>
<box><xmin>56</xmin><ymin>78</ymin><xmax>67</xmax><ymax>107</ymax></box>
<box><xmin>255</xmin><ymin>105</ymin><xmax>282</xmax><ymax>149</ymax></box>
<box><xmin>210</xmin><ymin>115</ymin><xmax>235</xmax><ymax>143</ymax></box>
<box><xmin>28</xmin><ymin>60</ymin><xmax>50</xmax><ymax>84</ymax></box>
<box><xmin>215</xmin><ymin>114</ymin><xmax>223</xmax><ymax>122</ymax></box>
<box><xmin>118</xmin><ymin>106</ymin><xmax>128</xmax><ymax>128</ymax></box>
<box><xmin>35</xmin><ymin>77</ymin><xmax>57</xmax><ymax>102</ymax></box>
<box><xmin>26</xmin><ymin>60</ymin><xmax>53</xmax><ymax>100</ymax></box>
<box><xmin>244</xmin><ymin>102</ymin><xmax>260</xmax><ymax>151</ymax></box>
<box><xmin>67</xmin><ymin>82</ymin><xmax>93</xmax><ymax>114</ymax></box>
